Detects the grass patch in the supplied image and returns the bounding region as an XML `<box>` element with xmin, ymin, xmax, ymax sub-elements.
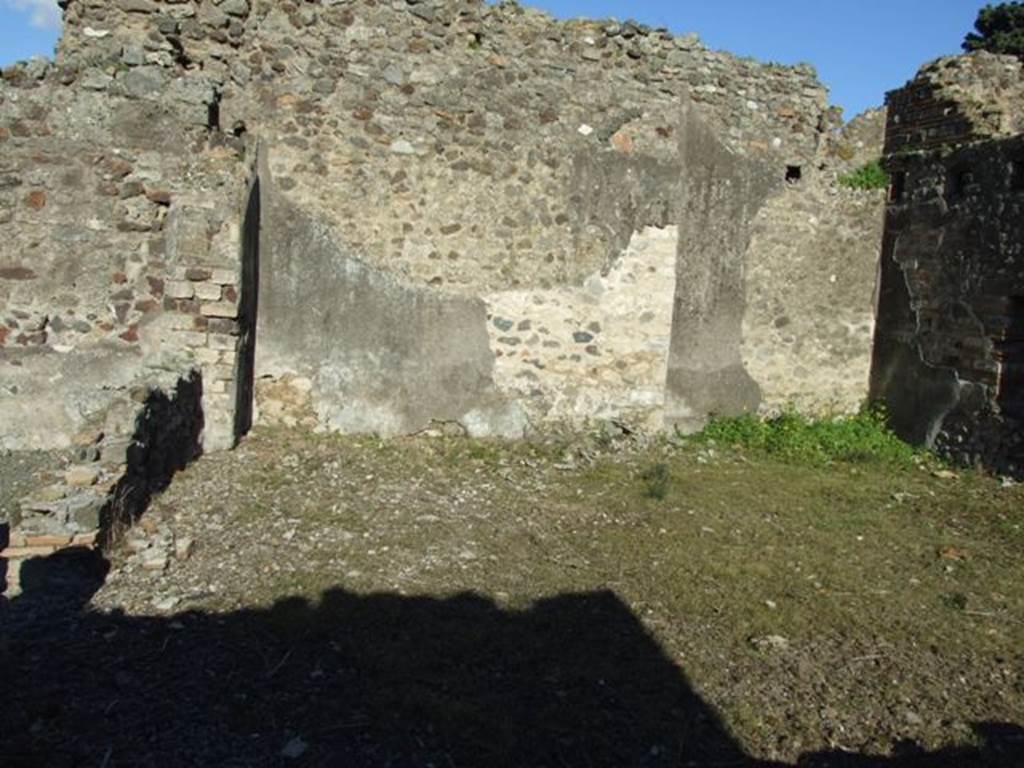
<box><xmin>838</xmin><ymin>159</ymin><xmax>890</xmax><ymax>190</ymax></box>
<box><xmin>693</xmin><ymin>407</ymin><xmax>921</xmax><ymax>466</ymax></box>
<box><xmin>639</xmin><ymin>462</ymin><xmax>670</xmax><ymax>500</ymax></box>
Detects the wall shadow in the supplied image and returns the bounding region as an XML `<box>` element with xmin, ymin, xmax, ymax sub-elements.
<box><xmin>98</xmin><ymin>372</ymin><xmax>204</xmax><ymax>548</ymax></box>
<box><xmin>233</xmin><ymin>176</ymin><xmax>260</xmax><ymax>443</ymax></box>
<box><xmin>1</xmin><ymin>551</ymin><xmax>1022</xmax><ymax>768</ymax></box>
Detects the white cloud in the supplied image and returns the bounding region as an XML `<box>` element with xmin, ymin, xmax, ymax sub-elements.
<box><xmin>3</xmin><ymin>0</ymin><xmax>62</xmax><ymax>30</ymax></box>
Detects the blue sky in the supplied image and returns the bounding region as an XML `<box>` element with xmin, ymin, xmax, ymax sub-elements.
<box><xmin>0</xmin><ymin>0</ymin><xmax>985</xmax><ymax>117</ymax></box>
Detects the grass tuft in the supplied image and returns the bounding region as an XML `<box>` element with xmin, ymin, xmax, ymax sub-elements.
<box><xmin>639</xmin><ymin>462</ymin><xmax>670</xmax><ymax>500</ymax></box>
<box><xmin>838</xmin><ymin>160</ymin><xmax>890</xmax><ymax>190</ymax></box>
<box><xmin>693</xmin><ymin>406</ymin><xmax>921</xmax><ymax>467</ymax></box>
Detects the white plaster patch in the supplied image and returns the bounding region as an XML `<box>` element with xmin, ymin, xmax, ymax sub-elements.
<box><xmin>484</xmin><ymin>226</ymin><xmax>679</xmax><ymax>430</ymax></box>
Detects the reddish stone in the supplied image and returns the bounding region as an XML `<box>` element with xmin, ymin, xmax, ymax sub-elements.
<box><xmin>24</xmin><ymin>189</ymin><xmax>46</xmax><ymax>210</ymax></box>
<box><xmin>0</xmin><ymin>126</ymin><xmax>9</xmax><ymax>142</ymax></box>
<box><xmin>163</xmin><ymin>297</ymin><xmax>201</xmax><ymax>315</ymax></box>
<box><xmin>25</xmin><ymin>534</ymin><xmax>72</xmax><ymax>547</ymax></box>
<box><xmin>134</xmin><ymin>299</ymin><xmax>159</xmax><ymax>314</ymax></box>
<box><xmin>0</xmin><ymin>266</ymin><xmax>37</xmax><ymax>280</ymax></box>
<box><xmin>97</xmin><ymin>322</ymin><xmax>114</xmax><ymax>332</ymax></box>
<box><xmin>119</xmin><ymin>325</ymin><xmax>139</xmax><ymax>343</ymax></box>
<box><xmin>185</xmin><ymin>267</ymin><xmax>212</xmax><ymax>281</ymax></box>
<box><xmin>192</xmin><ymin>315</ymin><xmax>209</xmax><ymax>330</ymax></box>
<box><xmin>72</xmin><ymin>531</ymin><xmax>99</xmax><ymax>548</ymax></box>
<box><xmin>104</xmin><ymin>157</ymin><xmax>133</xmax><ymax>179</ymax></box>
<box><xmin>112</xmin><ymin>271</ymin><xmax>128</xmax><ymax>284</ymax></box>
<box><xmin>146</xmin><ymin>188</ymin><xmax>172</xmax><ymax>206</ymax></box>
<box><xmin>0</xmin><ymin>326</ymin><xmax>7</xmax><ymax>346</ymax></box>
<box><xmin>0</xmin><ymin>546</ymin><xmax>56</xmax><ymax>559</ymax></box>
<box><xmin>97</xmin><ymin>181</ymin><xmax>119</xmax><ymax>197</ymax></box>
<box><xmin>539</xmin><ymin>109</ymin><xmax>559</xmax><ymax>125</ymax></box>
<box><xmin>352</xmin><ymin>106</ymin><xmax>374</xmax><ymax>121</ymax></box>
<box><xmin>223</xmin><ymin>285</ymin><xmax>238</xmax><ymax>303</ymax></box>
<box><xmin>611</xmin><ymin>131</ymin><xmax>634</xmax><ymax>154</ymax></box>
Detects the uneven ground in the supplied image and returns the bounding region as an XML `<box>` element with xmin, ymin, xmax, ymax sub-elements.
<box><xmin>2</xmin><ymin>427</ymin><xmax>1023</xmax><ymax>767</ymax></box>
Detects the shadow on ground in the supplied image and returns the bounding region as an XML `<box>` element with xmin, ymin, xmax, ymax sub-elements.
<box><xmin>1</xmin><ymin>550</ymin><xmax>1021</xmax><ymax>768</ymax></box>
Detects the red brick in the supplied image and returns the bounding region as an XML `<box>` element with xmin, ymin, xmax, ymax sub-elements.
<box><xmin>24</xmin><ymin>534</ymin><xmax>72</xmax><ymax>548</ymax></box>
<box><xmin>1</xmin><ymin>546</ymin><xmax>56</xmax><ymax>559</ymax></box>
<box><xmin>0</xmin><ymin>266</ymin><xmax>37</xmax><ymax>280</ymax></box>
<box><xmin>185</xmin><ymin>267</ymin><xmax>212</xmax><ymax>281</ymax></box>
<box><xmin>146</xmin><ymin>188</ymin><xmax>172</xmax><ymax>206</ymax></box>
<box><xmin>24</xmin><ymin>189</ymin><xmax>46</xmax><ymax>210</ymax></box>
<box><xmin>72</xmin><ymin>531</ymin><xmax>99</xmax><ymax>548</ymax></box>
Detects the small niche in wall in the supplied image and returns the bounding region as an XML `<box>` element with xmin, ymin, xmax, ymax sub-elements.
<box><xmin>946</xmin><ymin>166</ymin><xmax>972</xmax><ymax>203</ymax></box>
<box><xmin>785</xmin><ymin>165</ymin><xmax>802</xmax><ymax>183</ymax></box>
<box><xmin>995</xmin><ymin>296</ymin><xmax>1024</xmax><ymax>420</ymax></box>
<box><xmin>1012</xmin><ymin>158</ymin><xmax>1024</xmax><ymax>192</ymax></box>
<box><xmin>889</xmin><ymin>171</ymin><xmax>907</xmax><ymax>203</ymax></box>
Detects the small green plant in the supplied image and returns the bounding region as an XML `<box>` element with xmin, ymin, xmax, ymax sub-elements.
<box><xmin>838</xmin><ymin>160</ymin><xmax>890</xmax><ymax>191</ymax></box>
<box><xmin>640</xmin><ymin>462</ymin><xmax>670</xmax><ymax>500</ymax></box>
<box><xmin>695</xmin><ymin>406</ymin><xmax>920</xmax><ymax>467</ymax></box>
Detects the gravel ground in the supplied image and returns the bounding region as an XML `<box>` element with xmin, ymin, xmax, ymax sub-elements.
<box><xmin>2</xmin><ymin>427</ymin><xmax>1022</xmax><ymax>767</ymax></box>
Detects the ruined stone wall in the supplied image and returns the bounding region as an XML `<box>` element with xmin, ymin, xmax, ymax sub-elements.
<box><xmin>872</xmin><ymin>53</ymin><xmax>1024</xmax><ymax>474</ymax></box>
<box><xmin>1</xmin><ymin>0</ymin><xmax>885</xmax><ymax>454</ymax></box>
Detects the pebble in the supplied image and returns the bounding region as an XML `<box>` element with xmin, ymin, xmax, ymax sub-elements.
<box><xmin>153</xmin><ymin>595</ymin><xmax>181</xmax><ymax>612</ymax></box>
<box><xmin>175</xmin><ymin>537</ymin><xmax>195</xmax><ymax>560</ymax></box>
<box><xmin>65</xmin><ymin>466</ymin><xmax>100</xmax><ymax>487</ymax></box>
<box><xmin>281</xmin><ymin>737</ymin><xmax>308</xmax><ymax>759</ymax></box>
<box><xmin>141</xmin><ymin>549</ymin><xmax>169</xmax><ymax>572</ymax></box>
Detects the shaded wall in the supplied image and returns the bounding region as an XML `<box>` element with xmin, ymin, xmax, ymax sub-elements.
<box><xmin>871</xmin><ymin>135</ymin><xmax>1024</xmax><ymax>473</ymax></box>
<box><xmin>665</xmin><ymin>107</ymin><xmax>777</xmax><ymax>432</ymax></box>
<box><xmin>254</xmin><ymin>151</ymin><xmax>525</xmax><ymax>438</ymax></box>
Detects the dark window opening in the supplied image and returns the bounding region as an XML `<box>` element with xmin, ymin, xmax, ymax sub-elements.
<box><xmin>206</xmin><ymin>91</ymin><xmax>222</xmax><ymax>133</ymax></box>
<box><xmin>995</xmin><ymin>296</ymin><xmax>1024</xmax><ymax>421</ymax></box>
<box><xmin>889</xmin><ymin>171</ymin><xmax>907</xmax><ymax>203</ymax></box>
<box><xmin>946</xmin><ymin>167</ymin><xmax>971</xmax><ymax>203</ymax></box>
<box><xmin>1011</xmin><ymin>159</ymin><xmax>1024</xmax><ymax>192</ymax></box>
<box><xmin>785</xmin><ymin>165</ymin><xmax>802</xmax><ymax>183</ymax></box>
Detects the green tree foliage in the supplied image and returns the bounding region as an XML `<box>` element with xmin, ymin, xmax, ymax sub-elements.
<box><xmin>963</xmin><ymin>2</ymin><xmax>1024</xmax><ymax>56</ymax></box>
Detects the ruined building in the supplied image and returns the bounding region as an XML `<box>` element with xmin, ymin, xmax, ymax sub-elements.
<box><xmin>5</xmin><ymin>0</ymin><xmax>975</xmax><ymax>571</ymax></box>
<box><xmin>872</xmin><ymin>51</ymin><xmax>1024</xmax><ymax>476</ymax></box>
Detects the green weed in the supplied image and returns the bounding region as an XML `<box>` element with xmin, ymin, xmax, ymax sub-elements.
<box><xmin>838</xmin><ymin>160</ymin><xmax>890</xmax><ymax>190</ymax></box>
<box><xmin>640</xmin><ymin>462</ymin><xmax>670</xmax><ymax>500</ymax></box>
<box><xmin>694</xmin><ymin>407</ymin><xmax>920</xmax><ymax>467</ymax></box>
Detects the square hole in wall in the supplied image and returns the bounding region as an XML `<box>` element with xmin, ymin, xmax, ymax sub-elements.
<box><xmin>889</xmin><ymin>171</ymin><xmax>907</xmax><ymax>203</ymax></box>
<box><xmin>946</xmin><ymin>167</ymin><xmax>972</xmax><ymax>203</ymax></box>
<box><xmin>785</xmin><ymin>165</ymin><xmax>802</xmax><ymax>183</ymax></box>
<box><xmin>1012</xmin><ymin>158</ymin><xmax>1024</xmax><ymax>192</ymax></box>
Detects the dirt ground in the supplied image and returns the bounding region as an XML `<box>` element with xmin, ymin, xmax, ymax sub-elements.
<box><xmin>2</xmin><ymin>427</ymin><xmax>1022</xmax><ymax>767</ymax></box>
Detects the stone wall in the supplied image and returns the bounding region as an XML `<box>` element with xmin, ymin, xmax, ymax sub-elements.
<box><xmin>0</xmin><ymin>49</ymin><xmax>251</xmax><ymax>453</ymax></box>
<box><xmin>872</xmin><ymin>53</ymin><xmax>1024</xmax><ymax>475</ymax></box>
<box><xmin>1</xmin><ymin>0</ymin><xmax>885</xmax><ymax>456</ymax></box>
